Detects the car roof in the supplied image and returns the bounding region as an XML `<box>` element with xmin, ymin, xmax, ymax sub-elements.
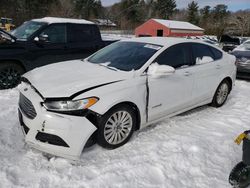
<box><xmin>123</xmin><ymin>37</ymin><xmax>215</xmax><ymax>48</ymax></box>
<box><xmin>243</xmin><ymin>39</ymin><xmax>250</xmax><ymax>44</ymax></box>
<box><xmin>32</xmin><ymin>17</ymin><xmax>94</xmax><ymax>25</ymax></box>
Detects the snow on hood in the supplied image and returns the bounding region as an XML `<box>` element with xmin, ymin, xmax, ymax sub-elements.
<box><xmin>233</xmin><ymin>42</ymin><xmax>250</xmax><ymax>52</ymax></box>
<box><xmin>23</xmin><ymin>60</ymin><xmax>131</xmax><ymax>98</ymax></box>
<box><xmin>233</xmin><ymin>46</ymin><xmax>250</xmax><ymax>52</ymax></box>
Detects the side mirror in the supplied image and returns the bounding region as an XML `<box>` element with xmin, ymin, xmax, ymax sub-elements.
<box><xmin>34</xmin><ymin>34</ymin><xmax>49</xmax><ymax>43</ymax></box>
<box><xmin>196</xmin><ymin>56</ymin><xmax>214</xmax><ymax>65</ymax></box>
<box><xmin>148</xmin><ymin>63</ymin><xmax>175</xmax><ymax>78</ymax></box>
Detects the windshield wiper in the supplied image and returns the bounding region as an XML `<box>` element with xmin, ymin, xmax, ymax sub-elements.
<box><xmin>99</xmin><ymin>63</ymin><xmax>119</xmax><ymax>71</ymax></box>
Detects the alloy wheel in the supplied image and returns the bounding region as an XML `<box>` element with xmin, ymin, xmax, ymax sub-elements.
<box><xmin>104</xmin><ymin>111</ymin><xmax>133</xmax><ymax>145</ymax></box>
<box><xmin>216</xmin><ymin>83</ymin><xmax>229</xmax><ymax>105</ymax></box>
<box><xmin>0</xmin><ymin>67</ymin><xmax>21</xmax><ymax>89</ymax></box>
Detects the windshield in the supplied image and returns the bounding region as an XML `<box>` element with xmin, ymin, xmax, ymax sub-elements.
<box><xmin>242</xmin><ymin>41</ymin><xmax>250</xmax><ymax>50</ymax></box>
<box><xmin>88</xmin><ymin>41</ymin><xmax>162</xmax><ymax>71</ymax></box>
<box><xmin>11</xmin><ymin>21</ymin><xmax>46</xmax><ymax>39</ymax></box>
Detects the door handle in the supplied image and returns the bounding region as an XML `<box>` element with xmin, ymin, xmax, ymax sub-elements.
<box><xmin>216</xmin><ymin>65</ymin><xmax>221</xmax><ymax>69</ymax></box>
<box><xmin>184</xmin><ymin>71</ymin><xmax>192</xmax><ymax>76</ymax></box>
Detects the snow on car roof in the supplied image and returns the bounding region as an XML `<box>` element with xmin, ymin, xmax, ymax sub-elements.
<box><xmin>32</xmin><ymin>17</ymin><xmax>94</xmax><ymax>25</ymax></box>
<box><xmin>153</xmin><ymin>19</ymin><xmax>204</xmax><ymax>31</ymax></box>
<box><xmin>123</xmin><ymin>37</ymin><xmax>209</xmax><ymax>48</ymax></box>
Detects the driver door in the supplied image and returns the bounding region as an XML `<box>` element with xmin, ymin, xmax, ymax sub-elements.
<box><xmin>26</xmin><ymin>23</ymin><xmax>68</xmax><ymax>69</ymax></box>
<box><xmin>148</xmin><ymin>43</ymin><xmax>195</xmax><ymax>122</ymax></box>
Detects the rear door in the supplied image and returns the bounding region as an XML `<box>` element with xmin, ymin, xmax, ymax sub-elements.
<box><xmin>147</xmin><ymin>43</ymin><xmax>195</xmax><ymax>121</ymax></box>
<box><xmin>66</xmin><ymin>24</ymin><xmax>102</xmax><ymax>60</ymax></box>
<box><xmin>190</xmin><ymin>43</ymin><xmax>223</xmax><ymax>103</ymax></box>
<box><xmin>27</xmin><ymin>23</ymin><xmax>68</xmax><ymax>68</ymax></box>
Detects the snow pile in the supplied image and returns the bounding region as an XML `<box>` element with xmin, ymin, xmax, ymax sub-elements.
<box><xmin>0</xmin><ymin>80</ymin><xmax>250</xmax><ymax>187</ymax></box>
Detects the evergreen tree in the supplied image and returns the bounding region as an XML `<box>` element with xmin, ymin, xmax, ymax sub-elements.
<box><xmin>155</xmin><ymin>0</ymin><xmax>177</xmax><ymax>19</ymax></box>
<box><xmin>199</xmin><ymin>6</ymin><xmax>211</xmax><ymax>33</ymax></box>
<box><xmin>187</xmin><ymin>1</ymin><xmax>199</xmax><ymax>25</ymax></box>
<box><xmin>211</xmin><ymin>4</ymin><xmax>230</xmax><ymax>37</ymax></box>
<box><xmin>120</xmin><ymin>0</ymin><xmax>143</xmax><ymax>22</ymax></box>
<box><xmin>200</xmin><ymin>5</ymin><xmax>211</xmax><ymax>20</ymax></box>
<box><xmin>74</xmin><ymin>0</ymin><xmax>103</xmax><ymax>19</ymax></box>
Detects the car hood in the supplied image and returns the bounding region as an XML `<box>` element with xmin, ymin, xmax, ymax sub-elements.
<box><xmin>231</xmin><ymin>50</ymin><xmax>250</xmax><ymax>59</ymax></box>
<box><xmin>233</xmin><ymin>45</ymin><xmax>250</xmax><ymax>53</ymax></box>
<box><xmin>0</xmin><ymin>29</ymin><xmax>16</xmax><ymax>42</ymax></box>
<box><xmin>23</xmin><ymin>60</ymin><xmax>132</xmax><ymax>98</ymax></box>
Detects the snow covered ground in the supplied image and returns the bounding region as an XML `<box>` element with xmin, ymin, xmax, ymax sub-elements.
<box><xmin>0</xmin><ymin>80</ymin><xmax>250</xmax><ymax>188</ymax></box>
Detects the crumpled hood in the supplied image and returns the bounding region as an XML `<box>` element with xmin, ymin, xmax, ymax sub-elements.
<box><xmin>23</xmin><ymin>60</ymin><xmax>131</xmax><ymax>98</ymax></box>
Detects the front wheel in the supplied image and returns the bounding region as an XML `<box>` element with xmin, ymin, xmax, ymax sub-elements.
<box><xmin>0</xmin><ymin>62</ymin><xmax>25</xmax><ymax>89</ymax></box>
<box><xmin>211</xmin><ymin>80</ymin><xmax>230</xmax><ymax>107</ymax></box>
<box><xmin>97</xmin><ymin>105</ymin><xmax>136</xmax><ymax>149</ymax></box>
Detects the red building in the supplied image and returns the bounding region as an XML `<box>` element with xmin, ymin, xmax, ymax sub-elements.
<box><xmin>135</xmin><ymin>19</ymin><xmax>204</xmax><ymax>37</ymax></box>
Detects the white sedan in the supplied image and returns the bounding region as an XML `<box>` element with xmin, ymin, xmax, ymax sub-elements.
<box><xmin>18</xmin><ymin>37</ymin><xmax>236</xmax><ymax>160</ymax></box>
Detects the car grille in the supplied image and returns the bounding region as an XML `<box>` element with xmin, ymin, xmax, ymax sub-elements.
<box><xmin>19</xmin><ymin>93</ymin><xmax>37</xmax><ymax>119</ymax></box>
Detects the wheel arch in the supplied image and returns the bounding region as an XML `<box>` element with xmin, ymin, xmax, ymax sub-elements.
<box><xmin>84</xmin><ymin>101</ymin><xmax>141</xmax><ymax>149</ymax></box>
<box><xmin>106</xmin><ymin>101</ymin><xmax>141</xmax><ymax>131</ymax></box>
<box><xmin>0</xmin><ymin>59</ymin><xmax>26</xmax><ymax>72</ymax></box>
<box><xmin>221</xmin><ymin>76</ymin><xmax>233</xmax><ymax>93</ymax></box>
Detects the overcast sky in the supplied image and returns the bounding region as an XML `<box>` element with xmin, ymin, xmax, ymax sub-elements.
<box><xmin>101</xmin><ymin>0</ymin><xmax>250</xmax><ymax>11</ymax></box>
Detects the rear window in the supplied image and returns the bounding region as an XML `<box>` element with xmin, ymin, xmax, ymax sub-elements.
<box><xmin>192</xmin><ymin>43</ymin><xmax>215</xmax><ymax>62</ymax></box>
<box><xmin>68</xmin><ymin>24</ymin><xmax>97</xmax><ymax>43</ymax></box>
<box><xmin>154</xmin><ymin>43</ymin><xmax>192</xmax><ymax>68</ymax></box>
<box><xmin>209</xmin><ymin>47</ymin><xmax>223</xmax><ymax>60</ymax></box>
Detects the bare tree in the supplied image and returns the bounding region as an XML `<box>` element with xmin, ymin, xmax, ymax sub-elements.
<box><xmin>48</xmin><ymin>0</ymin><xmax>74</xmax><ymax>17</ymax></box>
<box><xmin>230</xmin><ymin>10</ymin><xmax>250</xmax><ymax>37</ymax></box>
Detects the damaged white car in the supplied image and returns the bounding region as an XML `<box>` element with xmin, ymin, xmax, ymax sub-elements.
<box><xmin>18</xmin><ymin>37</ymin><xmax>236</xmax><ymax>160</ymax></box>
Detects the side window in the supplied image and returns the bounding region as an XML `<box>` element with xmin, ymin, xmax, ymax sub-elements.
<box><xmin>154</xmin><ymin>43</ymin><xmax>192</xmax><ymax>68</ymax></box>
<box><xmin>40</xmin><ymin>24</ymin><xmax>66</xmax><ymax>43</ymax></box>
<box><xmin>68</xmin><ymin>24</ymin><xmax>95</xmax><ymax>43</ymax></box>
<box><xmin>192</xmin><ymin>43</ymin><xmax>215</xmax><ymax>64</ymax></box>
<box><xmin>209</xmin><ymin>46</ymin><xmax>223</xmax><ymax>60</ymax></box>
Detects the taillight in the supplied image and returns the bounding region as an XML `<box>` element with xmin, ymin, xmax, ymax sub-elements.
<box><xmin>235</xmin><ymin>59</ymin><xmax>239</xmax><ymax>66</ymax></box>
<box><xmin>235</xmin><ymin>58</ymin><xmax>241</xmax><ymax>66</ymax></box>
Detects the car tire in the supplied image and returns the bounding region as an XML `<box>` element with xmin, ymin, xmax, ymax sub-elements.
<box><xmin>0</xmin><ymin>62</ymin><xmax>25</xmax><ymax>89</ymax></box>
<box><xmin>229</xmin><ymin>161</ymin><xmax>250</xmax><ymax>188</ymax></box>
<box><xmin>97</xmin><ymin>104</ymin><xmax>136</xmax><ymax>149</ymax></box>
<box><xmin>211</xmin><ymin>79</ymin><xmax>230</xmax><ymax>107</ymax></box>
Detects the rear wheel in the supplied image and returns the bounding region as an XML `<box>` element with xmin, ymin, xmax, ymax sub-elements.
<box><xmin>0</xmin><ymin>62</ymin><xmax>25</xmax><ymax>89</ymax></box>
<box><xmin>97</xmin><ymin>104</ymin><xmax>136</xmax><ymax>149</ymax></box>
<box><xmin>211</xmin><ymin>80</ymin><xmax>230</xmax><ymax>107</ymax></box>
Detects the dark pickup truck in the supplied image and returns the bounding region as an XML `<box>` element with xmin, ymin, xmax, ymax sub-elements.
<box><xmin>219</xmin><ymin>34</ymin><xmax>240</xmax><ymax>52</ymax></box>
<box><xmin>0</xmin><ymin>17</ymin><xmax>117</xmax><ymax>89</ymax></box>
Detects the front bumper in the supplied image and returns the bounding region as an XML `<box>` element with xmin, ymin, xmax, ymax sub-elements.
<box><xmin>18</xmin><ymin>83</ymin><xmax>97</xmax><ymax>160</ymax></box>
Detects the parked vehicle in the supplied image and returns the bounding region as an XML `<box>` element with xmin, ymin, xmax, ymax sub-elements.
<box><xmin>18</xmin><ymin>37</ymin><xmax>236</xmax><ymax>160</ymax></box>
<box><xmin>219</xmin><ymin>35</ymin><xmax>240</xmax><ymax>52</ymax></box>
<box><xmin>231</xmin><ymin>40</ymin><xmax>250</xmax><ymax>79</ymax></box>
<box><xmin>0</xmin><ymin>17</ymin><xmax>15</xmax><ymax>31</ymax></box>
<box><xmin>0</xmin><ymin>17</ymin><xmax>116</xmax><ymax>89</ymax></box>
<box><xmin>240</xmin><ymin>37</ymin><xmax>249</xmax><ymax>44</ymax></box>
<box><xmin>202</xmin><ymin>39</ymin><xmax>219</xmax><ymax>47</ymax></box>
